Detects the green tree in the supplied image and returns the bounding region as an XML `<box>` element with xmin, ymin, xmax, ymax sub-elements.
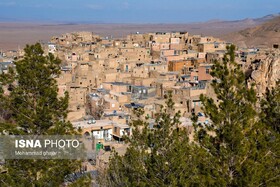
<box><xmin>256</xmin><ymin>83</ymin><xmax>280</xmax><ymax>186</ymax></box>
<box><xmin>100</xmin><ymin>92</ymin><xmax>198</xmax><ymax>186</ymax></box>
<box><xmin>0</xmin><ymin>43</ymin><xmax>90</xmax><ymax>186</ymax></box>
<box><xmin>100</xmin><ymin>45</ymin><xmax>279</xmax><ymax>186</ymax></box>
<box><xmin>194</xmin><ymin>45</ymin><xmax>280</xmax><ymax>186</ymax></box>
<box><xmin>261</xmin><ymin>83</ymin><xmax>280</xmax><ymax>133</ymax></box>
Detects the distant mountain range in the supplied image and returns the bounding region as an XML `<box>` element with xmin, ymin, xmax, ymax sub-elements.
<box><xmin>205</xmin><ymin>13</ymin><xmax>280</xmax><ymax>24</ymax></box>
<box><xmin>252</xmin><ymin>13</ymin><xmax>280</xmax><ymax>23</ymax></box>
<box><xmin>0</xmin><ymin>13</ymin><xmax>279</xmax><ymax>25</ymax></box>
<box><xmin>0</xmin><ymin>13</ymin><xmax>279</xmax><ymax>50</ymax></box>
<box><xmin>220</xmin><ymin>14</ymin><xmax>280</xmax><ymax>48</ymax></box>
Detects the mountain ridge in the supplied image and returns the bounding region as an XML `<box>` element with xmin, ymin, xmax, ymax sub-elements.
<box><xmin>221</xmin><ymin>15</ymin><xmax>280</xmax><ymax>48</ymax></box>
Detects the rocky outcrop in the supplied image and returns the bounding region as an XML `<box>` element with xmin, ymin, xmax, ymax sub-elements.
<box><xmin>249</xmin><ymin>50</ymin><xmax>280</xmax><ymax>95</ymax></box>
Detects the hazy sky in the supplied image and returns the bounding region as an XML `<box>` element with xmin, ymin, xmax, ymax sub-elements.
<box><xmin>0</xmin><ymin>0</ymin><xmax>279</xmax><ymax>23</ymax></box>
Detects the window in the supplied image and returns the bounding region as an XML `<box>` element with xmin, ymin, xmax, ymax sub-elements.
<box><xmin>206</xmin><ymin>68</ymin><xmax>210</xmax><ymax>74</ymax></box>
<box><xmin>114</xmin><ymin>127</ymin><xmax>117</xmax><ymax>133</ymax></box>
<box><xmin>126</xmin><ymin>65</ymin><xmax>128</xmax><ymax>72</ymax></box>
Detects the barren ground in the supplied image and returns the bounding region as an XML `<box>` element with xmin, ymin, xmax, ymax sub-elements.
<box><xmin>0</xmin><ymin>20</ymin><xmax>261</xmax><ymax>51</ymax></box>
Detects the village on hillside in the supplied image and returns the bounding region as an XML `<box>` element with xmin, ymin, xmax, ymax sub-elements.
<box><xmin>0</xmin><ymin>31</ymin><xmax>279</xmax><ymax>164</ymax></box>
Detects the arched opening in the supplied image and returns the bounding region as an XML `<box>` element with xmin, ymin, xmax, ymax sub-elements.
<box><xmin>84</xmin><ymin>131</ymin><xmax>90</xmax><ymax>137</ymax></box>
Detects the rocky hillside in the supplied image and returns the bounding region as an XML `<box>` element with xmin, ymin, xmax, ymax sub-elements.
<box><xmin>247</xmin><ymin>49</ymin><xmax>280</xmax><ymax>95</ymax></box>
<box><xmin>221</xmin><ymin>15</ymin><xmax>280</xmax><ymax>48</ymax></box>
